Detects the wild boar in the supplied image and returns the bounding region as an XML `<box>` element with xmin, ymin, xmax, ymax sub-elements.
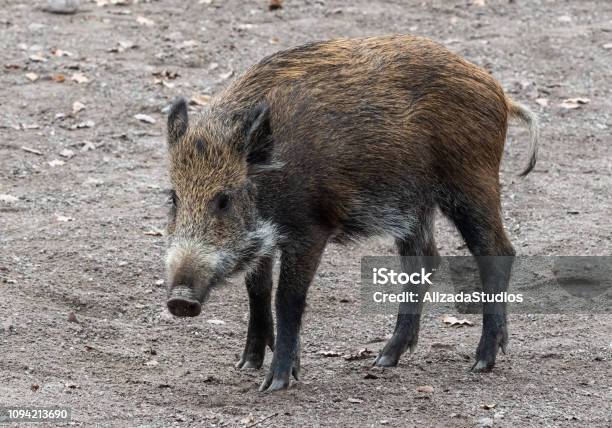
<box><xmin>163</xmin><ymin>35</ymin><xmax>539</xmax><ymax>391</ymax></box>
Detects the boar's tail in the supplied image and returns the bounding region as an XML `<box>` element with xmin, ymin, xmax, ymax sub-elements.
<box><xmin>507</xmin><ymin>98</ymin><xmax>539</xmax><ymax>177</ymax></box>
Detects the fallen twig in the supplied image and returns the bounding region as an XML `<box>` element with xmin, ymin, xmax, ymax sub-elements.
<box><xmin>21</xmin><ymin>146</ymin><xmax>43</xmax><ymax>155</ymax></box>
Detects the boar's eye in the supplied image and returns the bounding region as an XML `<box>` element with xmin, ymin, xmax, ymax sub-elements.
<box><xmin>212</xmin><ymin>192</ymin><xmax>231</xmax><ymax>214</ymax></box>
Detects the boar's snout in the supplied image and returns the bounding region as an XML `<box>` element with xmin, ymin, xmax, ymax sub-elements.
<box><xmin>166</xmin><ymin>260</ymin><xmax>207</xmax><ymax>317</ymax></box>
<box><xmin>167</xmin><ymin>286</ymin><xmax>202</xmax><ymax>317</ymax></box>
<box><xmin>165</xmin><ymin>243</ymin><xmax>217</xmax><ymax>317</ymax></box>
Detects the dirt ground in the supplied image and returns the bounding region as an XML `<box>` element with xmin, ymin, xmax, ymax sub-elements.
<box><xmin>1</xmin><ymin>0</ymin><xmax>611</xmax><ymax>426</ymax></box>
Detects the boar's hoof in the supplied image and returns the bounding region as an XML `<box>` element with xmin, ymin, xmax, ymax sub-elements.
<box><xmin>373</xmin><ymin>354</ymin><xmax>400</xmax><ymax>367</ymax></box>
<box><xmin>471</xmin><ymin>325</ymin><xmax>506</xmax><ymax>372</ymax></box>
<box><xmin>236</xmin><ymin>332</ymin><xmax>275</xmax><ymax>370</ymax></box>
<box><xmin>167</xmin><ymin>296</ymin><xmax>202</xmax><ymax>317</ymax></box>
<box><xmin>259</xmin><ymin>360</ymin><xmax>300</xmax><ymax>392</ymax></box>
<box><xmin>236</xmin><ymin>357</ymin><xmax>263</xmax><ymax>370</ymax></box>
<box><xmin>374</xmin><ymin>342</ymin><xmax>416</xmax><ymax>367</ymax></box>
<box><xmin>471</xmin><ymin>359</ymin><xmax>495</xmax><ymax>373</ymax></box>
<box><xmin>260</xmin><ymin>377</ymin><xmax>290</xmax><ymax>393</ymax></box>
<box><xmin>259</xmin><ymin>370</ymin><xmax>286</xmax><ymax>392</ymax></box>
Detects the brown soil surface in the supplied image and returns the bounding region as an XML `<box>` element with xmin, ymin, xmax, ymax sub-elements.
<box><xmin>1</xmin><ymin>0</ymin><xmax>610</xmax><ymax>427</ymax></box>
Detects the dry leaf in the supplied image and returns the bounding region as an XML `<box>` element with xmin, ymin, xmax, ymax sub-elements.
<box><xmin>152</xmin><ymin>69</ymin><xmax>179</xmax><ymax>80</ymax></box>
<box><xmin>240</xmin><ymin>414</ymin><xmax>257</xmax><ymax>425</ymax></box>
<box><xmin>343</xmin><ymin>348</ymin><xmax>373</xmax><ymax>361</ymax></box>
<box><xmin>442</xmin><ymin>315</ymin><xmax>474</xmax><ymax>327</ymax></box>
<box><xmin>71</xmin><ymin>73</ymin><xmax>89</xmax><ymax>84</ymax></box>
<box><xmin>119</xmin><ymin>40</ymin><xmax>136</xmax><ymax>49</ymax></box>
<box><xmin>46</xmin><ymin>0</ymin><xmax>79</xmax><ymax>13</ymax></box>
<box><xmin>190</xmin><ymin>94</ymin><xmax>211</xmax><ymax>106</ymax></box>
<box><xmin>559</xmin><ymin>98</ymin><xmax>590</xmax><ymax>109</ymax></box>
<box><xmin>48</xmin><ymin>159</ymin><xmax>65</xmax><ymax>167</ymax></box>
<box><xmin>136</xmin><ymin>16</ymin><xmax>155</xmax><ymax>26</ymax></box>
<box><xmin>318</xmin><ymin>350</ymin><xmax>341</xmax><ymax>357</ymax></box>
<box><xmin>416</xmin><ymin>385</ymin><xmax>434</xmax><ymax>393</ymax></box>
<box><xmin>431</xmin><ymin>342</ymin><xmax>455</xmax><ymax>350</ymax></box>
<box><xmin>51</xmin><ymin>48</ymin><xmax>73</xmax><ymax>57</ymax></box>
<box><xmin>81</xmin><ymin>141</ymin><xmax>96</xmax><ymax>152</ymax></box>
<box><xmin>4</xmin><ymin>63</ymin><xmax>21</xmax><ymax>69</ymax></box>
<box><xmin>96</xmin><ymin>0</ymin><xmax>129</xmax><ymax>6</ymax></box>
<box><xmin>144</xmin><ymin>228</ymin><xmax>163</xmax><ymax>236</ymax></box>
<box><xmin>134</xmin><ymin>113</ymin><xmax>156</xmax><ymax>124</ymax></box>
<box><xmin>83</xmin><ymin>177</ymin><xmax>104</xmax><ymax>186</ymax></box>
<box><xmin>29</xmin><ymin>53</ymin><xmax>47</xmax><ymax>62</ymax></box>
<box><xmin>219</xmin><ymin>69</ymin><xmax>234</xmax><ymax>80</ymax></box>
<box><xmin>71</xmin><ymin>120</ymin><xmax>95</xmax><ymax>129</ymax></box>
<box><xmin>60</xmin><ymin>149</ymin><xmax>75</xmax><ymax>158</ymax></box>
<box><xmin>0</xmin><ymin>194</ymin><xmax>19</xmax><ymax>204</ymax></box>
<box><xmin>154</xmin><ymin>78</ymin><xmax>175</xmax><ymax>88</ymax></box>
<box><xmin>109</xmin><ymin>40</ymin><xmax>137</xmax><ymax>53</ymax></box>
<box><xmin>269</xmin><ymin>0</ymin><xmax>283</xmax><ymax>10</ymax></box>
<box><xmin>72</xmin><ymin>101</ymin><xmax>85</xmax><ymax>114</ymax></box>
<box><xmin>52</xmin><ymin>74</ymin><xmax>66</xmax><ymax>83</ymax></box>
<box><xmin>25</xmin><ymin>72</ymin><xmax>39</xmax><ymax>81</ymax></box>
<box><xmin>178</xmin><ymin>40</ymin><xmax>198</xmax><ymax>50</ymax></box>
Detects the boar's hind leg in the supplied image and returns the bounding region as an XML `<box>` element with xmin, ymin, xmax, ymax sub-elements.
<box><xmin>237</xmin><ymin>256</ymin><xmax>275</xmax><ymax>370</ymax></box>
<box><xmin>374</xmin><ymin>209</ymin><xmax>440</xmax><ymax>367</ymax></box>
<box><xmin>440</xmin><ymin>182</ymin><xmax>515</xmax><ymax>372</ymax></box>
<box><xmin>259</xmin><ymin>232</ymin><xmax>328</xmax><ymax>392</ymax></box>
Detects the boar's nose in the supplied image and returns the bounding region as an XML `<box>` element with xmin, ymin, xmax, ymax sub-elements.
<box><xmin>167</xmin><ymin>286</ymin><xmax>202</xmax><ymax>317</ymax></box>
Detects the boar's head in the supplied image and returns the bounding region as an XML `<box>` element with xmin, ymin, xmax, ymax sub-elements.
<box><xmin>164</xmin><ymin>98</ymin><xmax>279</xmax><ymax>317</ymax></box>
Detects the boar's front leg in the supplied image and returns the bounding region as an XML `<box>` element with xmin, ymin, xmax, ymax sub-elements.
<box><xmin>237</xmin><ymin>256</ymin><xmax>275</xmax><ymax>370</ymax></box>
<box><xmin>259</xmin><ymin>232</ymin><xmax>328</xmax><ymax>392</ymax></box>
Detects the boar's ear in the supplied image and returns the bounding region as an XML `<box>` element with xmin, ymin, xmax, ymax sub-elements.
<box><xmin>167</xmin><ymin>97</ymin><xmax>188</xmax><ymax>146</ymax></box>
<box><xmin>243</xmin><ymin>101</ymin><xmax>278</xmax><ymax>174</ymax></box>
